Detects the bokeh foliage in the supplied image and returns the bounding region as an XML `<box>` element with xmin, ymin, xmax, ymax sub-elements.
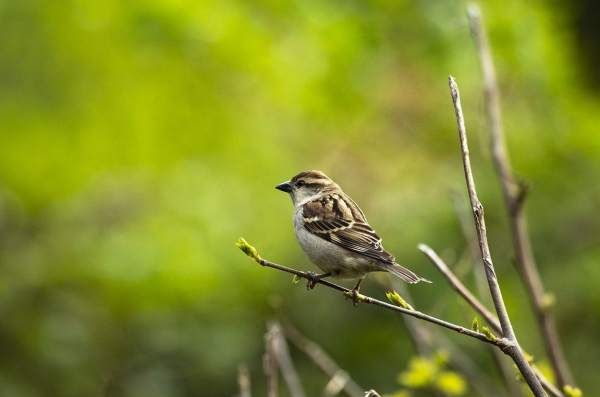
<box><xmin>0</xmin><ymin>0</ymin><xmax>599</xmax><ymax>396</ymax></box>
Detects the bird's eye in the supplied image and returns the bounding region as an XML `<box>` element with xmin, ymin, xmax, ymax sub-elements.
<box><xmin>296</xmin><ymin>180</ymin><xmax>305</xmax><ymax>187</ymax></box>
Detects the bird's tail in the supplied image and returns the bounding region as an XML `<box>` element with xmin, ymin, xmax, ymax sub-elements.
<box><xmin>386</xmin><ymin>263</ymin><xmax>431</xmax><ymax>284</ymax></box>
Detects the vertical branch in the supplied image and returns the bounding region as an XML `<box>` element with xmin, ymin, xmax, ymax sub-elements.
<box><xmin>467</xmin><ymin>4</ymin><xmax>574</xmax><ymax>389</ymax></box>
<box><xmin>283</xmin><ymin>323</ymin><xmax>364</xmax><ymax>397</ymax></box>
<box><xmin>267</xmin><ymin>321</ymin><xmax>306</xmax><ymax>397</ymax></box>
<box><xmin>238</xmin><ymin>364</ymin><xmax>252</xmax><ymax>397</ymax></box>
<box><xmin>448</xmin><ymin>76</ymin><xmax>546</xmax><ymax>397</ymax></box>
<box><xmin>264</xmin><ymin>328</ymin><xmax>279</xmax><ymax>397</ymax></box>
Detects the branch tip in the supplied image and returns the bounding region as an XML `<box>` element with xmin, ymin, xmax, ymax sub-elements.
<box><xmin>236</xmin><ymin>237</ymin><xmax>262</xmax><ymax>263</ymax></box>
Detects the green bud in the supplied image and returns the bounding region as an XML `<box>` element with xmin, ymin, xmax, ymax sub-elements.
<box><xmin>386</xmin><ymin>290</ymin><xmax>414</xmax><ymax>310</ymax></box>
<box><xmin>471</xmin><ymin>317</ymin><xmax>480</xmax><ymax>332</ymax></box>
<box><xmin>292</xmin><ymin>275</ymin><xmax>301</xmax><ymax>284</ymax></box>
<box><xmin>236</xmin><ymin>237</ymin><xmax>261</xmax><ymax>263</ymax></box>
<box><xmin>480</xmin><ymin>325</ymin><xmax>497</xmax><ymax>341</ymax></box>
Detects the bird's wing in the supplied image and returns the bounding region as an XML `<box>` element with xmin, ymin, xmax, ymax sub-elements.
<box><xmin>302</xmin><ymin>193</ymin><xmax>395</xmax><ymax>265</ymax></box>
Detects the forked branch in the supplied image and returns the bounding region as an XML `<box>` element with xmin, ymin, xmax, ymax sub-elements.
<box><xmin>419</xmin><ymin>243</ymin><xmax>563</xmax><ymax>397</ymax></box>
<box><xmin>449</xmin><ymin>76</ymin><xmax>546</xmax><ymax>396</ymax></box>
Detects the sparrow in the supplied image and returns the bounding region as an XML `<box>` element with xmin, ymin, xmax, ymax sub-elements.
<box><xmin>276</xmin><ymin>170</ymin><xmax>429</xmax><ymax>295</ymax></box>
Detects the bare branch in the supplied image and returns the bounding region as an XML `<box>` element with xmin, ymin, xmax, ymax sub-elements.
<box><xmin>283</xmin><ymin>323</ymin><xmax>364</xmax><ymax>397</ymax></box>
<box><xmin>419</xmin><ymin>243</ymin><xmax>501</xmax><ymax>334</ymax></box>
<box><xmin>267</xmin><ymin>321</ymin><xmax>306</xmax><ymax>397</ymax></box>
<box><xmin>238</xmin><ymin>364</ymin><xmax>252</xmax><ymax>397</ymax></box>
<box><xmin>467</xmin><ymin>4</ymin><xmax>574</xmax><ymax>390</ymax></box>
<box><xmin>448</xmin><ymin>76</ymin><xmax>546</xmax><ymax>397</ymax></box>
<box><xmin>450</xmin><ymin>195</ymin><xmax>525</xmax><ymax>397</ymax></box>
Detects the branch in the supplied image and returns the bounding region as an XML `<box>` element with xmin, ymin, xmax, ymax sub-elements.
<box><xmin>264</xmin><ymin>328</ymin><xmax>279</xmax><ymax>397</ymax></box>
<box><xmin>467</xmin><ymin>4</ymin><xmax>575</xmax><ymax>390</ymax></box>
<box><xmin>419</xmin><ymin>243</ymin><xmax>501</xmax><ymax>333</ymax></box>
<box><xmin>448</xmin><ymin>76</ymin><xmax>546</xmax><ymax>396</ymax></box>
<box><xmin>237</xmin><ymin>238</ymin><xmax>509</xmax><ymax>349</ymax></box>
<box><xmin>238</xmin><ymin>364</ymin><xmax>252</xmax><ymax>397</ymax></box>
<box><xmin>267</xmin><ymin>321</ymin><xmax>306</xmax><ymax>397</ymax></box>
<box><xmin>283</xmin><ymin>323</ymin><xmax>364</xmax><ymax>397</ymax></box>
<box><xmin>419</xmin><ymin>243</ymin><xmax>563</xmax><ymax>397</ymax></box>
<box><xmin>450</xmin><ymin>195</ymin><xmax>526</xmax><ymax>397</ymax></box>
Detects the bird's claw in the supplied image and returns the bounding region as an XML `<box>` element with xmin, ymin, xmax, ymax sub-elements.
<box><xmin>306</xmin><ymin>271</ymin><xmax>319</xmax><ymax>290</ymax></box>
<box><xmin>345</xmin><ymin>289</ymin><xmax>362</xmax><ymax>306</ymax></box>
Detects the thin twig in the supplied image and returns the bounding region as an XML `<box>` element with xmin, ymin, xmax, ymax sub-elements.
<box><xmin>448</xmin><ymin>76</ymin><xmax>546</xmax><ymax>396</ymax></box>
<box><xmin>467</xmin><ymin>4</ymin><xmax>575</xmax><ymax>390</ymax></box>
<box><xmin>267</xmin><ymin>321</ymin><xmax>306</xmax><ymax>397</ymax></box>
<box><xmin>419</xmin><ymin>243</ymin><xmax>563</xmax><ymax>397</ymax></box>
<box><xmin>283</xmin><ymin>323</ymin><xmax>364</xmax><ymax>397</ymax></box>
<box><xmin>264</xmin><ymin>328</ymin><xmax>279</xmax><ymax>397</ymax></box>
<box><xmin>419</xmin><ymin>243</ymin><xmax>501</xmax><ymax>333</ymax></box>
<box><xmin>238</xmin><ymin>364</ymin><xmax>252</xmax><ymax>397</ymax></box>
<box><xmin>241</xmin><ymin>251</ymin><xmax>507</xmax><ymax>348</ymax></box>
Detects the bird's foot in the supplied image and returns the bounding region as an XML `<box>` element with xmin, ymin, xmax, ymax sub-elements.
<box><xmin>344</xmin><ymin>288</ymin><xmax>364</xmax><ymax>307</ymax></box>
<box><xmin>305</xmin><ymin>272</ymin><xmax>331</xmax><ymax>290</ymax></box>
<box><xmin>306</xmin><ymin>272</ymin><xmax>320</xmax><ymax>290</ymax></box>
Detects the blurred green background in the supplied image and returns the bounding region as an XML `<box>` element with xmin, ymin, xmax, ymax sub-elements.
<box><xmin>1</xmin><ymin>0</ymin><xmax>599</xmax><ymax>396</ymax></box>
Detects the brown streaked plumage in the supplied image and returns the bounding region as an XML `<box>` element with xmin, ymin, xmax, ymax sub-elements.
<box><xmin>275</xmin><ymin>170</ymin><xmax>429</xmax><ymax>293</ymax></box>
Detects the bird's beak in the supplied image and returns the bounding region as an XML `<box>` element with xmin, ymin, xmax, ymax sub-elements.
<box><xmin>275</xmin><ymin>181</ymin><xmax>293</xmax><ymax>193</ymax></box>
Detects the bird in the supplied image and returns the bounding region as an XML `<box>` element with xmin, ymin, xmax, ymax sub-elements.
<box><xmin>275</xmin><ymin>170</ymin><xmax>429</xmax><ymax>297</ymax></box>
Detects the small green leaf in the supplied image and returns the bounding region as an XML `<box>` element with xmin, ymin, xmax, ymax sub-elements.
<box><xmin>563</xmin><ymin>385</ymin><xmax>583</xmax><ymax>397</ymax></box>
<box><xmin>471</xmin><ymin>317</ymin><xmax>480</xmax><ymax>332</ymax></box>
<box><xmin>480</xmin><ymin>325</ymin><xmax>497</xmax><ymax>341</ymax></box>
<box><xmin>292</xmin><ymin>275</ymin><xmax>301</xmax><ymax>284</ymax></box>
<box><xmin>236</xmin><ymin>237</ymin><xmax>261</xmax><ymax>263</ymax></box>
<box><xmin>386</xmin><ymin>290</ymin><xmax>414</xmax><ymax>310</ymax></box>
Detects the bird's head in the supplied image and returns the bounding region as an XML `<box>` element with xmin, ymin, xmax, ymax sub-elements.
<box><xmin>276</xmin><ymin>170</ymin><xmax>339</xmax><ymax>205</ymax></box>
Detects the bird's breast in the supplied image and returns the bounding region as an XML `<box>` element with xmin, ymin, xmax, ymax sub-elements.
<box><xmin>293</xmin><ymin>209</ymin><xmax>379</xmax><ymax>279</ymax></box>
